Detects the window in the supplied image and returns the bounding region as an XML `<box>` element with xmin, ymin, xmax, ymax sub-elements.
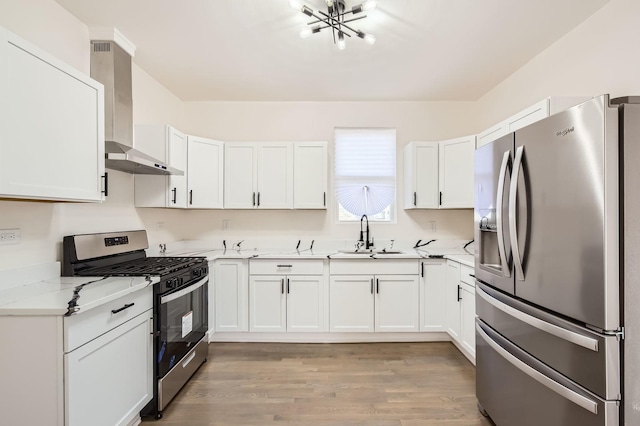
<box><xmin>334</xmin><ymin>128</ymin><xmax>396</xmax><ymax>222</ymax></box>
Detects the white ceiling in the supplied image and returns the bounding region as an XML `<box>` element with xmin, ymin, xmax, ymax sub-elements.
<box><xmin>55</xmin><ymin>0</ymin><xmax>608</xmax><ymax>102</ymax></box>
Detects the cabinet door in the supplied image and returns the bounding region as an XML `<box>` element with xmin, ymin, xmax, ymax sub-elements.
<box><xmin>287</xmin><ymin>275</ymin><xmax>324</xmax><ymax>332</ymax></box>
<box><xmin>404</xmin><ymin>142</ymin><xmax>439</xmax><ymax>209</ymax></box>
<box><xmin>439</xmin><ymin>135</ymin><xmax>475</xmax><ymax>208</ymax></box>
<box><xmin>445</xmin><ymin>261</ymin><xmax>462</xmax><ymax>341</ymax></box>
<box><xmin>187</xmin><ymin>136</ymin><xmax>224</xmax><ymax>209</ymax></box>
<box><xmin>224</xmin><ymin>143</ymin><xmax>256</xmax><ymax>208</ymax></box>
<box><xmin>257</xmin><ymin>142</ymin><xmax>293</xmax><ymax>209</ymax></box>
<box><xmin>477</xmin><ymin>122</ymin><xmax>509</xmax><ymax>149</ymax></box>
<box><xmin>0</xmin><ymin>29</ymin><xmax>105</xmax><ymax>202</ymax></box>
<box><xmin>460</xmin><ymin>283</ymin><xmax>476</xmax><ymax>360</ymax></box>
<box><xmin>375</xmin><ymin>275</ymin><xmax>419</xmax><ymax>332</ymax></box>
<box><xmin>249</xmin><ymin>275</ymin><xmax>287</xmax><ymax>332</ymax></box>
<box><xmin>420</xmin><ymin>260</ymin><xmax>447</xmax><ymax>332</ymax></box>
<box><xmin>214</xmin><ymin>260</ymin><xmax>248</xmax><ymax>332</ymax></box>
<box><xmin>329</xmin><ymin>275</ymin><xmax>374</xmax><ymax>332</ymax></box>
<box><xmin>507</xmin><ymin>99</ymin><xmax>549</xmax><ymax>132</ymax></box>
<box><xmin>65</xmin><ymin>311</ymin><xmax>153</xmax><ymax>426</ymax></box>
<box><xmin>294</xmin><ymin>142</ymin><xmax>327</xmax><ymax>209</ymax></box>
<box><xmin>167</xmin><ymin>126</ymin><xmax>188</xmax><ymax>208</ymax></box>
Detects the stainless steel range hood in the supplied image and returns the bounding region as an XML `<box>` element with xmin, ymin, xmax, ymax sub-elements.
<box><xmin>90</xmin><ymin>40</ymin><xmax>183</xmax><ymax>175</ymax></box>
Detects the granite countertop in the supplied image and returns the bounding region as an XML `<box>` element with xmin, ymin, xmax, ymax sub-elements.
<box><xmin>0</xmin><ymin>274</ymin><xmax>158</xmax><ymax>316</ymax></box>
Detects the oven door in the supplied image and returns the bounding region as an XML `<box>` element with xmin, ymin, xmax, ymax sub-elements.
<box><xmin>158</xmin><ymin>276</ymin><xmax>208</xmax><ymax>378</ymax></box>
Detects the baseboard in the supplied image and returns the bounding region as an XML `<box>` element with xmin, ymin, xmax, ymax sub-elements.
<box><xmin>208</xmin><ymin>331</ymin><xmax>451</xmax><ymax>343</ymax></box>
<box><xmin>451</xmin><ymin>339</ymin><xmax>476</xmax><ymax>365</ymax></box>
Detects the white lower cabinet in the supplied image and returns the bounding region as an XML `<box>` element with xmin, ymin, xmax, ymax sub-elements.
<box><xmin>445</xmin><ymin>260</ymin><xmax>477</xmax><ymax>364</ymax></box>
<box><xmin>329</xmin><ymin>274</ymin><xmax>419</xmax><ymax>332</ymax></box>
<box><xmin>248</xmin><ymin>259</ymin><xmax>326</xmax><ymax>333</ymax></box>
<box><xmin>65</xmin><ymin>310</ymin><xmax>153</xmax><ymax>426</ymax></box>
<box><xmin>214</xmin><ymin>259</ymin><xmax>249</xmax><ymax>332</ymax></box>
<box><xmin>249</xmin><ymin>274</ymin><xmax>325</xmax><ymax>332</ymax></box>
<box><xmin>445</xmin><ymin>260</ymin><xmax>462</xmax><ymax>340</ymax></box>
<box><xmin>420</xmin><ymin>260</ymin><xmax>447</xmax><ymax>332</ymax></box>
<box><xmin>0</xmin><ymin>285</ymin><xmax>154</xmax><ymax>426</ymax></box>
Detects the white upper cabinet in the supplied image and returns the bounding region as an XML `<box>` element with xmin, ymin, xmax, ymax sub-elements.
<box><xmin>439</xmin><ymin>135</ymin><xmax>475</xmax><ymax>208</ymax></box>
<box><xmin>404</xmin><ymin>136</ymin><xmax>475</xmax><ymax>209</ymax></box>
<box><xmin>224</xmin><ymin>142</ymin><xmax>293</xmax><ymax>209</ymax></box>
<box><xmin>404</xmin><ymin>142</ymin><xmax>439</xmax><ymax>209</ymax></box>
<box><xmin>258</xmin><ymin>142</ymin><xmax>293</xmax><ymax>209</ymax></box>
<box><xmin>167</xmin><ymin>126</ymin><xmax>188</xmax><ymax>208</ymax></box>
<box><xmin>294</xmin><ymin>142</ymin><xmax>328</xmax><ymax>209</ymax></box>
<box><xmin>476</xmin><ymin>96</ymin><xmax>592</xmax><ymax>148</ymax></box>
<box><xmin>135</xmin><ymin>126</ymin><xmax>224</xmax><ymax>209</ymax></box>
<box><xmin>0</xmin><ymin>26</ymin><xmax>106</xmax><ymax>202</ymax></box>
<box><xmin>223</xmin><ymin>143</ymin><xmax>256</xmax><ymax>208</ymax></box>
<box><xmin>187</xmin><ymin>136</ymin><xmax>224</xmax><ymax>209</ymax></box>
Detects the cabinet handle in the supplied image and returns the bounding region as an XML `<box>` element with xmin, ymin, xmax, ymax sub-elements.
<box><xmin>421</xmin><ymin>262</ymin><xmax>424</xmax><ymax>278</ymax></box>
<box><xmin>439</xmin><ymin>191</ymin><xmax>443</xmax><ymax>206</ymax></box>
<box><xmin>413</xmin><ymin>191</ymin><xmax>417</xmax><ymax>206</ymax></box>
<box><xmin>370</xmin><ymin>278</ymin><xmax>374</xmax><ymax>294</ymax></box>
<box><xmin>277</xmin><ymin>264</ymin><xmax>293</xmax><ymax>268</ymax></box>
<box><xmin>112</xmin><ymin>302</ymin><xmax>135</xmax><ymax>314</ymax></box>
<box><xmin>376</xmin><ymin>278</ymin><xmax>379</xmax><ymax>294</ymax></box>
<box><xmin>281</xmin><ymin>278</ymin><xmax>284</xmax><ymax>294</ymax></box>
<box><xmin>323</xmin><ymin>192</ymin><xmax>326</xmax><ymax>206</ymax></box>
<box><xmin>101</xmin><ymin>173</ymin><xmax>109</xmax><ymax>197</ymax></box>
<box><xmin>172</xmin><ymin>188</ymin><xmax>177</xmax><ymax>204</ymax></box>
<box><xmin>457</xmin><ymin>285</ymin><xmax>461</xmax><ymax>302</ymax></box>
<box><xmin>252</xmin><ymin>192</ymin><xmax>256</xmax><ymax>206</ymax></box>
<box><xmin>189</xmin><ymin>190</ymin><xmax>193</xmax><ymax>205</ymax></box>
<box><xmin>257</xmin><ymin>192</ymin><xmax>261</xmax><ymax>207</ymax></box>
<box><xmin>287</xmin><ymin>278</ymin><xmax>290</xmax><ymax>294</ymax></box>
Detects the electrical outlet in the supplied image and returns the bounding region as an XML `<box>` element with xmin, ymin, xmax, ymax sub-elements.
<box><xmin>222</xmin><ymin>220</ymin><xmax>230</xmax><ymax>231</ymax></box>
<box><xmin>428</xmin><ymin>221</ymin><xmax>437</xmax><ymax>232</ymax></box>
<box><xmin>0</xmin><ymin>229</ymin><xmax>21</xmax><ymax>245</ymax></box>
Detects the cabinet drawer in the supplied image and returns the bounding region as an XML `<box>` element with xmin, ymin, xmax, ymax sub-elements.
<box><xmin>64</xmin><ymin>286</ymin><xmax>153</xmax><ymax>352</ymax></box>
<box><xmin>330</xmin><ymin>259</ymin><xmax>419</xmax><ymax>275</ymax></box>
<box><xmin>250</xmin><ymin>259</ymin><xmax>324</xmax><ymax>275</ymax></box>
<box><xmin>460</xmin><ymin>264</ymin><xmax>475</xmax><ymax>285</ymax></box>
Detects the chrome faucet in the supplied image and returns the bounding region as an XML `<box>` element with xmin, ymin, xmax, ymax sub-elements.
<box><xmin>359</xmin><ymin>214</ymin><xmax>374</xmax><ymax>249</ymax></box>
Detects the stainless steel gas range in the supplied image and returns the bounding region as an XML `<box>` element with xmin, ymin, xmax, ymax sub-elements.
<box><xmin>62</xmin><ymin>230</ymin><xmax>208</xmax><ymax>420</ymax></box>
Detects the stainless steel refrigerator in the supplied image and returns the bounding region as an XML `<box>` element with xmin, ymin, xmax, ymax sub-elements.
<box><xmin>474</xmin><ymin>94</ymin><xmax>640</xmax><ymax>426</ymax></box>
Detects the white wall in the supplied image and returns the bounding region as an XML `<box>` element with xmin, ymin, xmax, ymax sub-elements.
<box><xmin>477</xmin><ymin>0</ymin><xmax>640</xmax><ymax>128</ymax></box>
<box><xmin>0</xmin><ymin>0</ymin><xmax>186</xmax><ymax>270</ymax></box>
<box><xmin>7</xmin><ymin>0</ymin><xmax>637</xmax><ymax>269</ymax></box>
<box><xmin>180</xmin><ymin>101</ymin><xmax>477</xmax><ymax>242</ymax></box>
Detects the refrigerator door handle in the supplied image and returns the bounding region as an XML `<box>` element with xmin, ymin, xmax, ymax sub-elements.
<box><xmin>509</xmin><ymin>145</ymin><xmax>525</xmax><ymax>281</ymax></box>
<box><xmin>476</xmin><ymin>285</ymin><xmax>599</xmax><ymax>352</ymax></box>
<box><xmin>496</xmin><ymin>150</ymin><xmax>511</xmax><ymax>278</ymax></box>
<box><xmin>476</xmin><ymin>322</ymin><xmax>599</xmax><ymax>415</ymax></box>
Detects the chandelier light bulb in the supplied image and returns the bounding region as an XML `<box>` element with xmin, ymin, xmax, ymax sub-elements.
<box><xmin>289</xmin><ymin>0</ymin><xmax>304</xmax><ymax>11</ymax></box>
<box><xmin>338</xmin><ymin>32</ymin><xmax>346</xmax><ymax>50</ymax></box>
<box><xmin>362</xmin><ymin>0</ymin><xmax>377</xmax><ymax>11</ymax></box>
<box><xmin>325</xmin><ymin>0</ymin><xmax>334</xmax><ymax>7</ymax></box>
<box><xmin>300</xmin><ymin>28</ymin><xmax>313</xmax><ymax>38</ymax></box>
<box><xmin>364</xmin><ymin>33</ymin><xmax>376</xmax><ymax>45</ymax></box>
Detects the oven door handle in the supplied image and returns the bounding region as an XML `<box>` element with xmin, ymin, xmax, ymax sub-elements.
<box><xmin>160</xmin><ymin>276</ymin><xmax>208</xmax><ymax>304</ymax></box>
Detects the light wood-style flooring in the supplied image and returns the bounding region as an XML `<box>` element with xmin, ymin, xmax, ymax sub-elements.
<box><xmin>153</xmin><ymin>342</ymin><xmax>493</xmax><ymax>425</ymax></box>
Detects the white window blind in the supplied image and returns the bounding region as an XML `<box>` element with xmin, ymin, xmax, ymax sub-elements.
<box><xmin>334</xmin><ymin>128</ymin><xmax>396</xmax><ymax>217</ymax></box>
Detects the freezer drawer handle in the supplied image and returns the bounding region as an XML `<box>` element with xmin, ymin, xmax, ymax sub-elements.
<box><xmin>477</xmin><ymin>286</ymin><xmax>599</xmax><ymax>352</ymax></box>
<box><xmin>476</xmin><ymin>322</ymin><xmax>598</xmax><ymax>415</ymax></box>
<box><xmin>496</xmin><ymin>150</ymin><xmax>511</xmax><ymax>277</ymax></box>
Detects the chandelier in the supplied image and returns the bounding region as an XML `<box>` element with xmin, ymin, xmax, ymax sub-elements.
<box><xmin>289</xmin><ymin>0</ymin><xmax>377</xmax><ymax>50</ymax></box>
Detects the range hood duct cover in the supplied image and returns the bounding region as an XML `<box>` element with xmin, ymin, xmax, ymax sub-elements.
<box><xmin>90</xmin><ymin>41</ymin><xmax>183</xmax><ymax>176</ymax></box>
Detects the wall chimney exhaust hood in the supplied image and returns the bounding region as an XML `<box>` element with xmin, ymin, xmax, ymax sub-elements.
<box><xmin>90</xmin><ymin>37</ymin><xmax>183</xmax><ymax>176</ymax></box>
